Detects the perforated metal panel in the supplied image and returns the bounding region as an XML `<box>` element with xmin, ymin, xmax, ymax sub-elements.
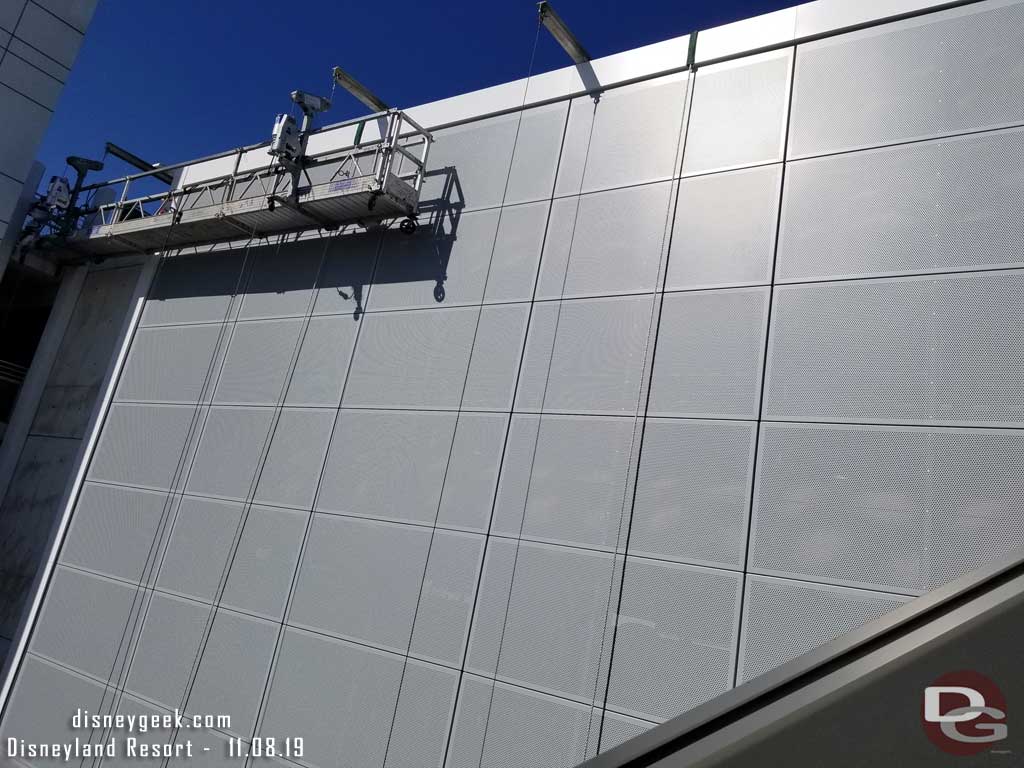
<box><xmin>607</xmin><ymin>558</ymin><xmax>740</xmax><ymax>721</ymax></box>
<box><xmin>790</xmin><ymin>0</ymin><xmax>1024</xmax><ymax>158</ymax></box>
<box><xmin>0</xmin><ymin>656</ymin><xmax>107</xmax><ymax>756</ymax></box>
<box><xmin>221</xmin><ymin>505</ymin><xmax>306</xmax><ymax>622</ymax></box>
<box><xmin>213</xmin><ymin>318</ymin><xmax>303</xmax><ymax>405</ymax></box>
<box><xmin>512</xmin><ymin>303</ymin><xmax>557</xmax><ymax>412</ymax></box>
<box><xmin>156</xmin><ymin>495</ymin><xmax>244</xmax><ymax>602</ymax></box>
<box><xmin>187</xmin><ymin>608</ymin><xmax>277</xmax><ymax>738</ymax></box>
<box><xmin>285</xmin><ymin>314</ymin><xmax>358</xmax><ymax>407</ymax></box>
<box><xmin>599</xmin><ymin>711</ymin><xmax>657</xmax><ymax>753</ymax></box>
<box><xmin>260</xmin><ymin>628</ymin><xmax>404</xmax><ymax>768</ymax></box>
<box><xmin>466</xmin><ymin>537</ymin><xmax>518</xmax><ymax>676</ymax></box>
<box><xmin>169</xmin><ymin>727</ymin><xmax>236</xmax><ymax>768</ymax></box>
<box><xmin>495</xmin><ymin>541</ymin><xmax>618</xmax><ymax>703</ymax></box>
<box><xmin>751</xmin><ymin>422</ymin><xmax>1024</xmax><ymax>593</ymax></box>
<box><xmin>448</xmin><ymin>674</ymin><xmax>599</xmax><ymax>768</ymax></box>
<box><xmin>463</xmin><ymin>303</ymin><xmax>530</xmax><ymax>411</ymax></box>
<box><xmin>537</xmin><ymin>182</ymin><xmax>674</xmax><ymax>300</ymax></box>
<box><xmin>484</xmin><ymin>681</ymin><xmax>599</xmax><ymax>768</ymax></box>
<box><xmin>668</xmin><ymin>164</ymin><xmax>781</xmax><ymax>290</ymax></box>
<box><xmin>504</xmin><ymin>414</ymin><xmax>637</xmax><ymax>551</ymax></box>
<box><xmin>410</xmin><ymin>530</ymin><xmax>485</xmax><ymax>666</ymax></box>
<box><xmin>738</xmin><ymin>574</ymin><xmax>911</xmax><ymax>683</ymax></box>
<box><xmin>420</xmin><ymin>112</ymin><xmax>519</xmax><ymax>212</ymax></box>
<box><xmin>141</xmin><ymin>251</ymin><xmax>246</xmax><ymax>327</ymax></box>
<box><xmin>515</xmin><ymin>294</ymin><xmax>656</xmax><ymax>415</ymax></box>
<box><xmin>504</xmin><ymin>100</ymin><xmax>570</xmax><ymax>206</ymax></box>
<box><xmin>765</xmin><ymin>271</ymin><xmax>1024</xmax><ymax>426</ymax></box>
<box><xmin>437</xmin><ymin>413</ymin><xmax>508</xmax><ymax>532</ymax></box>
<box><xmin>107</xmin><ymin>694</ymin><xmax>172</xmax><ymax>768</ymax></box>
<box><xmin>344</xmin><ymin>307</ymin><xmax>479</xmax><ymax>409</ymax></box>
<box><xmin>253</xmin><ymin>408</ymin><xmax>333</xmax><ymax>509</ymax></box>
<box><xmin>312</xmin><ymin>230</ymin><xmax>381</xmax><ymax>316</ymax></box>
<box><xmin>317</xmin><ymin>409</ymin><xmax>458</xmax><ymax>524</ymax></box>
<box><xmin>59</xmin><ymin>483</ymin><xmax>168</xmax><ymax>583</ymax></box>
<box><xmin>649</xmin><ymin>287</ymin><xmax>769</xmax><ymax>419</ymax></box>
<box><xmin>289</xmin><ymin>514</ymin><xmax>431</xmax><ymax>652</ymax></box>
<box><xmin>484</xmin><ymin>201</ymin><xmax>550</xmax><ymax>303</ymax></box>
<box><xmin>116</xmin><ymin>324</ymin><xmax>223</xmax><ymax>404</ymax></box>
<box><xmin>492</xmin><ymin>415</ymin><xmax>542</xmax><ymax>539</ymax></box>
<box><xmin>780</xmin><ymin>127</ymin><xmax>1024</xmax><ymax>281</ymax></box>
<box><xmin>30</xmin><ymin>566</ymin><xmax>136</xmax><ymax>681</ymax></box>
<box><xmin>385</xmin><ymin>660</ymin><xmax>460</xmax><ymax>768</ymax></box>
<box><xmin>126</xmin><ymin>592</ymin><xmax>210</xmax><ymax>709</ymax></box>
<box><xmin>630</xmin><ymin>418</ymin><xmax>757</xmax><ymax>569</ymax></box>
<box><xmin>556</xmin><ymin>73</ymin><xmax>688</xmax><ymax>195</ymax></box>
<box><xmin>88</xmin><ymin>403</ymin><xmax>197</xmax><ymax>491</ymax></box>
<box><xmin>185</xmin><ymin>406</ymin><xmax>275</xmax><ymax>500</ymax></box>
<box><xmin>239</xmin><ymin>239</ymin><xmax>326</xmax><ymax>320</ymax></box>
<box><xmin>371</xmin><ymin>208</ymin><xmax>501</xmax><ymax>311</ymax></box>
<box><xmin>446</xmin><ymin>674</ymin><xmax>497</xmax><ymax>768</ymax></box>
<box><xmin>683</xmin><ymin>50</ymin><xmax>792</xmax><ymax>175</ymax></box>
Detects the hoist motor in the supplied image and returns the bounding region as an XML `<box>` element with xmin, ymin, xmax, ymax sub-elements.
<box><xmin>268</xmin><ymin>90</ymin><xmax>332</xmax><ymax>166</ymax></box>
<box><xmin>45</xmin><ymin>176</ymin><xmax>71</xmax><ymax>210</ymax></box>
<box><xmin>269</xmin><ymin>114</ymin><xmax>300</xmax><ymax>163</ymax></box>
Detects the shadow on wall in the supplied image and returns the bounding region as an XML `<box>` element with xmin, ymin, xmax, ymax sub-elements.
<box><xmin>371</xmin><ymin>165</ymin><xmax>465</xmax><ymax>305</ymax></box>
<box><xmin>146</xmin><ymin>165</ymin><xmax>465</xmax><ymax>318</ymax></box>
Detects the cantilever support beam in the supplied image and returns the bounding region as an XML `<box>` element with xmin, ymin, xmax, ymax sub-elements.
<box><xmin>105</xmin><ymin>143</ymin><xmax>173</xmax><ymax>185</ymax></box>
<box><xmin>332</xmin><ymin>66</ymin><xmax>390</xmax><ymax>113</ymax></box>
<box><xmin>538</xmin><ymin>1</ymin><xmax>591</xmax><ymax>65</ymax></box>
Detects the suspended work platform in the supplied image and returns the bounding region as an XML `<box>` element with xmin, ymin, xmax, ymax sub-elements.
<box><xmin>64</xmin><ymin>109</ymin><xmax>432</xmax><ymax>259</ymax></box>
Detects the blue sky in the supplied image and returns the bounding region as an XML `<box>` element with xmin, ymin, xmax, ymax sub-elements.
<box><xmin>37</xmin><ymin>0</ymin><xmax>792</xmax><ymax>181</ymax></box>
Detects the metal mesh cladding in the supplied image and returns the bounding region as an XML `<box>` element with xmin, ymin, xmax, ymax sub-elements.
<box><xmin>738</xmin><ymin>575</ymin><xmax>911</xmax><ymax>683</ymax></box>
<box><xmin>14</xmin><ymin>2</ymin><xmax>1024</xmax><ymax>764</ymax></box>
<box><xmin>779</xmin><ymin>127</ymin><xmax>1024</xmax><ymax>281</ymax></box>
<box><xmin>765</xmin><ymin>271</ymin><xmax>1024</xmax><ymax>426</ymax></box>
<box><xmin>750</xmin><ymin>423</ymin><xmax>1024</xmax><ymax>593</ymax></box>
<box><xmin>790</xmin><ymin>0</ymin><xmax>1024</xmax><ymax>158</ymax></box>
<box><xmin>606</xmin><ymin>558</ymin><xmax>741</xmax><ymax>721</ymax></box>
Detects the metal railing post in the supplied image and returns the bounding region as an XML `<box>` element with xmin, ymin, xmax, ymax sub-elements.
<box><xmin>115</xmin><ymin>179</ymin><xmax>131</xmax><ymax>222</ymax></box>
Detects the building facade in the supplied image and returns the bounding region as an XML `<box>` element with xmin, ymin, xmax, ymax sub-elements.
<box><xmin>2</xmin><ymin>0</ymin><xmax>1024</xmax><ymax>766</ymax></box>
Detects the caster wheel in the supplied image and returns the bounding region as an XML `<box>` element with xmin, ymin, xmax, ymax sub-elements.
<box><xmin>400</xmin><ymin>217</ymin><xmax>417</xmax><ymax>235</ymax></box>
<box><xmin>433</xmin><ymin>284</ymin><xmax>446</xmax><ymax>303</ymax></box>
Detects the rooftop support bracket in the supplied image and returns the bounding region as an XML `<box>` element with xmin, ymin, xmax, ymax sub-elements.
<box><xmin>538</xmin><ymin>1</ymin><xmax>591</xmax><ymax>65</ymax></box>
<box><xmin>331</xmin><ymin>66</ymin><xmax>390</xmax><ymax>113</ymax></box>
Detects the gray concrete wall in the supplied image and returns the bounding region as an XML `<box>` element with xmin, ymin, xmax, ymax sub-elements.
<box><xmin>0</xmin><ymin>263</ymin><xmax>140</xmax><ymax>663</ymax></box>
<box><xmin>3</xmin><ymin>1</ymin><xmax>1024</xmax><ymax>766</ymax></box>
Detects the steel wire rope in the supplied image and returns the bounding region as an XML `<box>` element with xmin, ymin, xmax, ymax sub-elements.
<box><xmin>472</xmin><ymin>69</ymin><xmax>692</xmax><ymax>765</ymax></box>
<box><xmin>380</xmin><ymin>16</ymin><xmax>545</xmax><ymax>768</ymax></box>
<box><xmin>84</xmin><ymin>202</ymin><xmax>264</xmax><ymax>768</ymax></box>
<box><xmin>155</xmin><ymin>231</ymin><xmax>335</xmax><ymax>768</ymax></box>
<box><xmin>242</xmin><ymin>236</ymin><xmax>388</xmax><ymax>768</ymax></box>
<box><xmin>473</xmin><ymin>87</ymin><xmax>603</xmax><ymax>768</ymax></box>
<box><xmin>590</xmin><ymin>73</ymin><xmax>694</xmax><ymax>755</ymax></box>
<box><xmin>79</xmin><ymin>204</ymin><xmax>241</xmax><ymax>752</ymax></box>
